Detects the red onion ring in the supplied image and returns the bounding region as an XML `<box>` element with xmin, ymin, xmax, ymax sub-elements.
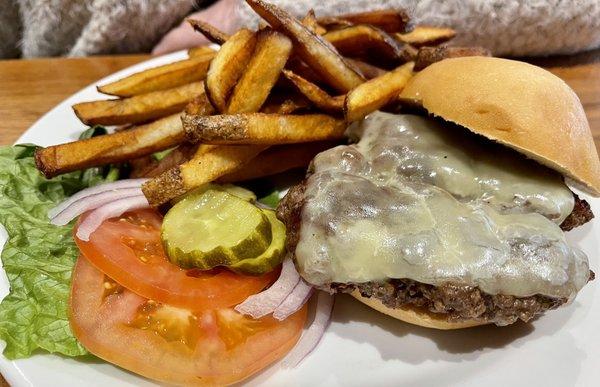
<box><xmin>50</xmin><ymin>187</ymin><xmax>143</xmax><ymax>226</ymax></box>
<box><xmin>75</xmin><ymin>195</ymin><xmax>150</xmax><ymax>241</ymax></box>
<box><xmin>235</xmin><ymin>256</ymin><xmax>300</xmax><ymax>318</ymax></box>
<box><xmin>282</xmin><ymin>291</ymin><xmax>335</xmax><ymax>368</ymax></box>
<box><xmin>48</xmin><ymin>178</ymin><xmax>147</xmax><ymax>219</ymax></box>
<box><xmin>273</xmin><ymin>279</ymin><xmax>313</xmax><ymax>321</ymax></box>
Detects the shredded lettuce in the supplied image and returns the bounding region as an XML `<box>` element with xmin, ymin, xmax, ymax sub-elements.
<box><xmin>258</xmin><ymin>190</ymin><xmax>281</xmax><ymax>208</ymax></box>
<box><xmin>0</xmin><ymin>129</ymin><xmax>117</xmax><ymax>359</ymax></box>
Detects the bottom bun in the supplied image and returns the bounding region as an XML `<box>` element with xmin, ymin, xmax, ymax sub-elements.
<box><xmin>351</xmin><ymin>290</ymin><xmax>488</xmax><ymax>330</ymax></box>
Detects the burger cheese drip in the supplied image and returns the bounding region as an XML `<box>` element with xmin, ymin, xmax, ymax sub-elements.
<box><xmin>296</xmin><ymin>112</ymin><xmax>589</xmax><ymax>299</ymax></box>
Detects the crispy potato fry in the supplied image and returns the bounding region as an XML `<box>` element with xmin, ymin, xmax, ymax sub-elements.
<box><xmin>130</xmin><ymin>143</ymin><xmax>198</xmax><ymax>178</ymax></box>
<box><xmin>285</xmin><ymin>57</ymin><xmax>324</xmax><ymax>85</ymax></box>
<box><xmin>246</xmin><ymin>0</ymin><xmax>365</xmax><ymax>93</ymax></box>
<box><xmin>330</xmin><ymin>9</ymin><xmax>411</xmax><ymax>33</ymax></box>
<box><xmin>344</xmin><ymin>61</ymin><xmax>414</xmax><ymax>122</ymax></box>
<box><xmin>205</xmin><ymin>28</ymin><xmax>257</xmax><ymax>112</ymax></box>
<box><xmin>414</xmin><ymin>46</ymin><xmax>491</xmax><ymax>71</ymax></box>
<box><xmin>97</xmin><ymin>56</ymin><xmax>214</xmax><ymax>97</ymax></box>
<box><xmin>184</xmin><ymin>92</ymin><xmax>217</xmax><ymax>116</ymax></box>
<box><xmin>317</xmin><ymin>17</ymin><xmax>354</xmax><ymax>31</ymax></box>
<box><xmin>345</xmin><ymin>58</ymin><xmax>387</xmax><ymax>79</ymax></box>
<box><xmin>187</xmin><ymin>45</ymin><xmax>217</xmax><ymax>58</ymax></box>
<box><xmin>73</xmin><ymin>82</ymin><xmax>204</xmax><ymax>125</ymax></box>
<box><xmin>395</xmin><ymin>26</ymin><xmax>456</xmax><ymax>47</ymax></box>
<box><xmin>260</xmin><ymin>93</ymin><xmax>310</xmax><ymax>114</ymax></box>
<box><xmin>142</xmin><ymin>144</ymin><xmax>266</xmax><ymax>206</ymax></box>
<box><xmin>301</xmin><ymin>9</ymin><xmax>326</xmax><ymax>35</ymax></box>
<box><xmin>187</xmin><ymin>19</ymin><xmax>230</xmax><ymax>44</ymax></box>
<box><xmin>282</xmin><ymin>70</ymin><xmax>343</xmax><ymax>113</ymax></box>
<box><xmin>324</xmin><ymin>25</ymin><xmax>411</xmax><ymax>66</ymax></box>
<box><xmin>218</xmin><ymin>141</ymin><xmax>336</xmax><ymax>183</ymax></box>
<box><xmin>35</xmin><ymin>113</ymin><xmax>185</xmax><ymax>178</ymax></box>
<box><xmin>227</xmin><ymin>30</ymin><xmax>292</xmax><ymax>113</ymax></box>
<box><xmin>182</xmin><ymin>113</ymin><xmax>347</xmax><ymax>145</ymax></box>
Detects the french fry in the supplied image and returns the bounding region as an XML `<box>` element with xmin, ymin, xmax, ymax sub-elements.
<box><xmin>395</xmin><ymin>26</ymin><xmax>456</xmax><ymax>47</ymax></box>
<box><xmin>317</xmin><ymin>17</ymin><xmax>354</xmax><ymax>31</ymax></box>
<box><xmin>301</xmin><ymin>9</ymin><xmax>327</xmax><ymax>35</ymax></box>
<box><xmin>285</xmin><ymin>57</ymin><xmax>324</xmax><ymax>85</ymax></box>
<box><xmin>142</xmin><ymin>144</ymin><xmax>266</xmax><ymax>206</ymax></box>
<box><xmin>227</xmin><ymin>30</ymin><xmax>293</xmax><ymax>113</ymax></box>
<box><xmin>345</xmin><ymin>58</ymin><xmax>387</xmax><ymax>79</ymax></box>
<box><xmin>246</xmin><ymin>0</ymin><xmax>365</xmax><ymax>93</ymax></box>
<box><xmin>414</xmin><ymin>46</ymin><xmax>491</xmax><ymax>71</ymax></box>
<box><xmin>182</xmin><ymin>113</ymin><xmax>347</xmax><ymax>145</ymax></box>
<box><xmin>329</xmin><ymin>9</ymin><xmax>411</xmax><ymax>33</ymax></box>
<box><xmin>130</xmin><ymin>143</ymin><xmax>198</xmax><ymax>178</ymax></box>
<box><xmin>344</xmin><ymin>61</ymin><xmax>414</xmax><ymax>122</ymax></box>
<box><xmin>35</xmin><ymin>113</ymin><xmax>185</xmax><ymax>178</ymax></box>
<box><xmin>282</xmin><ymin>70</ymin><xmax>343</xmax><ymax>114</ymax></box>
<box><xmin>97</xmin><ymin>55</ymin><xmax>214</xmax><ymax>97</ymax></box>
<box><xmin>218</xmin><ymin>141</ymin><xmax>336</xmax><ymax>183</ymax></box>
<box><xmin>188</xmin><ymin>19</ymin><xmax>230</xmax><ymax>45</ymax></box>
<box><xmin>205</xmin><ymin>29</ymin><xmax>257</xmax><ymax>112</ymax></box>
<box><xmin>184</xmin><ymin>92</ymin><xmax>217</xmax><ymax>116</ymax></box>
<box><xmin>187</xmin><ymin>45</ymin><xmax>217</xmax><ymax>58</ymax></box>
<box><xmin>73</xmin><ymin>82</ymin><xmax>205</xmax><ymax>125</ymax></box>
<box><xmin>260</xmin><ymin>93</ymin><xmax>310</xmax><ymax>114</ymax></box>
<box><xmin>324</xmin><ymin>25</ymin><xmax>412</xmax><ymax>67</ymax></box>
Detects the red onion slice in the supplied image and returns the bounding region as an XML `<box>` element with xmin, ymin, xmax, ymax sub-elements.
<box><xmin>282</xmin><ymin>291</ymin><xmax>335</xmax><ymax>368</ymax></box>
<box><xmin>235</xmin><ymin>256</ymin><xmax>300</xmax><ymax>318</ymax></box>
<box><xmin>48</xmin><ymin>178</ymin><xmax>147</xmax><ymax>219</ymax></box>
<box><xmin>51</xmin><ymin>187</ymin><xmax>143</xmax><ymax>226</ymax></box>
<box><xmin>75</xmin><ymin>195</ymin><xmax>150</xmax><ymax>241</ymax></box>
<box><xmin>273</xmin><ymin>279</ymin><xmax>313</xmax><ymax>321</ymax></box>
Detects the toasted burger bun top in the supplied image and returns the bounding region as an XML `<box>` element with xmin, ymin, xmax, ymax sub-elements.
<box><xmin>350</xmin><ymin>290</ymin><xmax>487</xmax><ymax>330</ymax></box>
<box><xmin>399</xmin><ymin>56</ymin><xmax>600</xmax><ymax>196</ymax></box>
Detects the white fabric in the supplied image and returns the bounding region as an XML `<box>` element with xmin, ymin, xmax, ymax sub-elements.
<box><xmin>2</xmin><ymin>0</ymin><xmax>599</xmax><ymax>58</ymax></box>
<box><xmin>235</xmin><ymin>0</ymin><xmax>600</xmax><ymax>57</ymax></box>
<box><xmin>3</xmin><ymin>0</ymin><xmax>196</xmax><ymax>58</ymax></box>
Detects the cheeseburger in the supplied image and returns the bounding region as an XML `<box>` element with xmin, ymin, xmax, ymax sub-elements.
<box><xmin>277</xmin><ymin>56</ymin><xmax>598</xmax><ymax>329</ymax></box>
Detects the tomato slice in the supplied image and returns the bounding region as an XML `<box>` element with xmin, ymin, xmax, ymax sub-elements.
<box><xmin>70</xmin><ymin>255</ymin><xmax>307</xmax><ymax>386</ymax></box>
<box><xmin>74</xmin><ymin>209</ymin><xmax>276</xmax><ymax>310</ymax></box>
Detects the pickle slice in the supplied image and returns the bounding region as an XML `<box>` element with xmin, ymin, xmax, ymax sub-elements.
<box><xmin>229</xmin><ymin>210</ymin><xmax>286</xmax><ymax>275</ymax></box>
<box><xmin>162</xmin><ymin>189</ymin><xmax>272</xmax><ymax>270</ymax></box>
<box><xmin>172</xmin><ymin>183</ymin><xmax>257</xmax><ymax>204</ymax></box>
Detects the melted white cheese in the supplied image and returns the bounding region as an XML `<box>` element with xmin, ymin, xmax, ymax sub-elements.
<box><xmin>296</xmin><ymin>113</ymin><xmax>589</xmax><ymax>298</ymax></box>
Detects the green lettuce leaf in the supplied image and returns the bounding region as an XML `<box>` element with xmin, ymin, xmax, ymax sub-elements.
<box><xmin>258</xmin><ymin>190</ymin><xmax>281</xmax><ymax>208</ymax></box>
<box><xmin>0</xmin><ymin>139</ymin><xmax>117</xmax><ymax>359</ymax></box>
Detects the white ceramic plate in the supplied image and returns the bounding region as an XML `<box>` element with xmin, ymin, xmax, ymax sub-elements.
<box><xmin>1</xmin><ymin>51</ymin><xmax>600</xmax><ymax>387</ymax></box>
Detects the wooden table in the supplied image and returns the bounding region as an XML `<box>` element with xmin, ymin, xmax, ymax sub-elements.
<box><xmin>0</xmin><ymin>51</ymin><xmax>600</xmax><ymax>386</ymax></box>
<box><xmin>0</xmin><ymin>54</ymin><xmax>150</xmax><ymax>145</ymax></box>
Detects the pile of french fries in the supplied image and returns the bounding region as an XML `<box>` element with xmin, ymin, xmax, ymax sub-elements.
<box><xmin>35</xmin><ymin>0</ymin><xmax>490</xmax><ymax>206</ymax></box>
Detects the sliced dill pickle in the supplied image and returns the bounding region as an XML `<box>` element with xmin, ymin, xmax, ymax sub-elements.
<box><xmin>162</xmin><ymin>189</ymin><xmax>272</xmax><ymax>270</ymax></box>
<box><xmin>229</xmin><ymin>210</ymin><xmax>286</xmax><ymax>275</ymax></box>
<box><xmin>219</xmin><ymin>184</ymin><xmax>257</xmax><ymax>202</ymax></box>
<box><xmin>172</xmin><ymin>183</ymin><xmax>257</xmax><ymax>204</ymax></box>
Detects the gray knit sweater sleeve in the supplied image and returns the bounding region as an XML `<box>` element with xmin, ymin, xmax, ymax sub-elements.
<box><xmin>4</xmin><ymin>0</ymin><xmax>197</xmax><ymax>58</ymax></box>
<box><xmin>234</xmin><ymin>0</ymin><xmax>600</xmax><ymax>57</ymax></box>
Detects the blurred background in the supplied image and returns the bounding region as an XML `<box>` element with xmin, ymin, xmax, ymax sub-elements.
<box><xmin>1</xmin><ymin>0</ymin><xmax>599</xmax><ymax>59</ymax></box>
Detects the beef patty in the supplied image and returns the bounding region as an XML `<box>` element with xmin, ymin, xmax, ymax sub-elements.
<box><xmin>277</xmin><ymin>181</ymin><xmax>595</xmax><ymax>325</ymax></box>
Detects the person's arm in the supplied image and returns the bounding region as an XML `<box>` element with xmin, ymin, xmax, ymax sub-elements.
<box><xmin>153</xmin><ymin>0</ymin><xmax>239</xmax><ymax>55</ymax></box>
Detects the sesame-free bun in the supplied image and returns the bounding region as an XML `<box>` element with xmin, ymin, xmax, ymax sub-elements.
<box><xmin>351</xmin><ymin>290</ymin><xmax>487</xmax><ymax>330</ymax></box>
<box><xmin>399</xmin><ymin>56</ymin><xmax>600</xmax><ymax>196</ymax></box>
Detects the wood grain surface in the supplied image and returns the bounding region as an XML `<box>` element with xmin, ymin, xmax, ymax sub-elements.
<box><xmin>0</xmin><ymin>50</ymin><xmax>599</xmax><ymax>387</ymax></box>
<box><xmin>0</xmin><ymin>55</ymin><xmax>149</xmax><ymax>146</ymax></box>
